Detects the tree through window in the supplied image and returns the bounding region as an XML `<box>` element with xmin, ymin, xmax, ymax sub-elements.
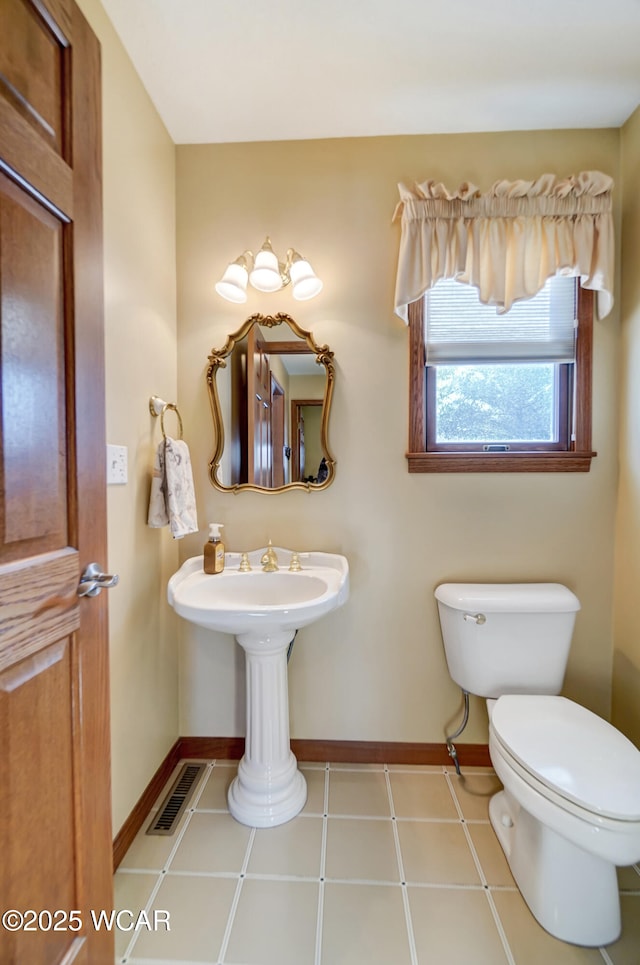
<box><xmin>407</xmin><ymin>279</ymin><xmax>595</xmax><ymax>472</ymax></box>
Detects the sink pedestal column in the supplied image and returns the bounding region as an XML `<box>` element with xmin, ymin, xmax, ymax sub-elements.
<box><xmin>228</xmin><ymin>629</ymin><xmax>307</xmax><ymax>827</ymax></box>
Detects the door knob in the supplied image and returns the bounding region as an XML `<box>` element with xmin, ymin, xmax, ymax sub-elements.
<box><xmin>78</xmin><ymin>562</ymin><xmax>119</xmax><ymax>598</ymax></box>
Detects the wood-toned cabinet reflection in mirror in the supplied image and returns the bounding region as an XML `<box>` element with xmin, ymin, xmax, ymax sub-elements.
<box><xmin>207</xmin><ymin>313</ymin><xmax>336</xmax><ymax>492</ymax></box>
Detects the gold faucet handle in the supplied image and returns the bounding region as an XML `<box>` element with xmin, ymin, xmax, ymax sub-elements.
<box><xmin>239</xmin><ymin>553</ymin><xmax>252</xmax><ymax>572</ymax></box>
<box><xmin>261</xmin><ymin>540</ymin><xmax>279</xmax><ymax>571</ymax></box>
<box><xmin>289</xmin><ymin>553</ymin><xmax>302</xmax><ymax>572</ymax></box>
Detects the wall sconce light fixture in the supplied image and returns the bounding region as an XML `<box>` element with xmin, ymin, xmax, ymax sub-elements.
<box><xmin>215</xmin><ymin>237</ymin><xmax>323</xmax><ymax>304</ymax></box>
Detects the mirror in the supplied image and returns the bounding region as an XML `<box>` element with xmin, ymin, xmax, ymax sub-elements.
<box><xmin>207</xmin><ymin>312</ymin><xmax>336</xmax><ymax>493</ymax></box>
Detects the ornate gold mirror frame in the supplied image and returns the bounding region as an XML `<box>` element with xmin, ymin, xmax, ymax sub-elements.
<box><xmin>206</xmin><ymin>312</ymin><xmax>336</xmax><ymax>493</ymax></box>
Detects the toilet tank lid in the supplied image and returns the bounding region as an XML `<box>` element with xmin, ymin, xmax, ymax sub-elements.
<box><xmin>434</xmin><ymin>583</ymin><xmax>581</xmax><ymax>613</ymax></box>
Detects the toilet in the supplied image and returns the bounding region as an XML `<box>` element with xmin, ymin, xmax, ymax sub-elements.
<box><xmin>435</xmin><ymin>582</ymin><xmax>640</xmax><ymax>947</ymax></box>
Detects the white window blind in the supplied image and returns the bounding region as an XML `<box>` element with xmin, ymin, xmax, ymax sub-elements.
<box><xmin>425</xmin><ymin>276</ymin><xmax>577</xmax><ymax>364</ymax></box>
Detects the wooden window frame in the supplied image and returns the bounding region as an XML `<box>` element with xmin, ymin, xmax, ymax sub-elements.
<box><xmin>407</xmin><ymin>285</ymin><xmax>595</xmax><ymax>473</ymax></box>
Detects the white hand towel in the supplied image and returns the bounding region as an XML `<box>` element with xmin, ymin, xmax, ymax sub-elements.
<box><xmin>148</xmin><ymin>436</ymin><xmax>199</xmax><ymax>539</ymax></box>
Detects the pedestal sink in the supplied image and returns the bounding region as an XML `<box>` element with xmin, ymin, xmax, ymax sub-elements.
<box><xmin>168</xmin><ymin>548</ymin><xmax>349</xmax><ymax>827</ymax></box>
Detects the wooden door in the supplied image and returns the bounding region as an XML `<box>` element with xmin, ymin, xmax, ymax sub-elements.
<box><xmin>292</xmin><ymin>405</ymin><xmax>306</xmax><ymax>481</ymax></box>
<box><xmin>0</xmin><ymin>2</ymin><xmax>114</xmax><ymax>964</ymax></box>
<box><xmin>247</xmin><ymin>326</ymin><xmax>272</xmax><ymax>487</ymax></box>
<box><xmin>270</xmin><ymin>374</ymin><xmax>285</xmax><ymax>488</ymax></box>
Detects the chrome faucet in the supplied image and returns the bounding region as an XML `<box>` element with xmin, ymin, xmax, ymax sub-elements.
<box><xmin>260</xmin><ymin>540</ymin><xmax>278</xmax><ymax>572</ymax></box>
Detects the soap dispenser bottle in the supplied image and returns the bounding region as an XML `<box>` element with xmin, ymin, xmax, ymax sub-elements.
<box><xmin>203</xmin><ymin>523</ymin><xmax>225</xmax><ymax>574</ymax></box>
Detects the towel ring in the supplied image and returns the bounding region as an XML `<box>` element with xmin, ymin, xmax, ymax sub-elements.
<box><xmin>160</xmin><ymin>403</ymin><xmax>183</xmax><ymax>440</ymax></box>
<box><xmin>149</xmin><ymin>395</ymin><xmax>184</xmax><ymax>440</ymax></box>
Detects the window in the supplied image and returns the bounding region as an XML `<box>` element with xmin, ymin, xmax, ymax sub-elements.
<box><xmin>407</xmin><ymin>278</ymin><xmax>594</xmax><ymax>472</ymax></box>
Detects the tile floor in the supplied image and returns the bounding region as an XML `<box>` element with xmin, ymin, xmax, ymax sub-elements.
<box><xmin>114</xmin><ymin>761</ymin><xmax>640</xmax><ymax>965</ymax></box>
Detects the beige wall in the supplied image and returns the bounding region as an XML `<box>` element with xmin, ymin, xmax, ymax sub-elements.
<box><xmin>77</xmin><ymin>0</ymin><xmax>180</xmax><ymax>832</ymax></box>
<box><xmin>176</xmin><ymin>131</ymin><xmax>621</xmax><ymax>745</ymax></box>
<box><xmin>613</xmin><ymin>105</ymin><xmax>640</xmax><ymax>746</ymax></box>
<box><xmin>77</xmin><ymin>0</ymin><xmax>640</xmax><ymax>835</ymax></box>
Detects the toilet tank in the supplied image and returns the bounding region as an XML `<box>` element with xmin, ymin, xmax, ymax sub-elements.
<box><xmin>435</xmin><ymin>583</ymin><xmax>581</xmax><ymax>698</ymax></box>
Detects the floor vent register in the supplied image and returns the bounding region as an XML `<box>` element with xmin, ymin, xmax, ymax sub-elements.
<box><xmin>146</xmin><ymin>763</ymin><xmax>206</xmax><ymax>835</ymax></box>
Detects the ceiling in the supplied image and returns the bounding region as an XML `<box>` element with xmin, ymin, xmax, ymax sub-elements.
<box><xmin>101</xmin><ymin>0</ymin><xmax>640</xmax><ymax>145</ymax></box>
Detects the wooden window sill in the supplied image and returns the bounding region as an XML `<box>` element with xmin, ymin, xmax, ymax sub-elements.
<box><xmin>406</xmin><ymin>451</ymin><xmax>596</xmax><ymax>473</ymax></box>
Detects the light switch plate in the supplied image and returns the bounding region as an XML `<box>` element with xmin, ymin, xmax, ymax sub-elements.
<box><xmin>107</xmin><ymin>444</ymin><xmax>128</xmax><ymax>485</ymax></box>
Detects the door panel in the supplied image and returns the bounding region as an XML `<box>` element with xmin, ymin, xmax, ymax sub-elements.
<box><xmin>0</xmin><ymin>638</ymin><xmax>79</xmax><ymax>965</ymax></box>
<box><xmin>0</xmin><ymin>0</ymin><xmax>72</xmax><ymax>215</ymax></box>
<box><xmin>0</xmin><ymin>171</ymin><xmax>68</xmax><ymax>559</ymax></box>
<box><xmin>0</xmin><ymin>549</ymin><xmax>78</xmax><ymax>671</ymax></box>
<box><xmin>0</xmin><ymin>2</ymin><xmax>113</xmax><ymax>963</ymax></box>
<box><xmin>0</xmin><ymin>0</ymin><xmax>66</xmax><ymax>152</ymax></box>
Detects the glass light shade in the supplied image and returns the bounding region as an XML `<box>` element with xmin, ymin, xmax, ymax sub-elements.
<box><xmin>215</xmin><ymin>262</ymin><xmax>248</xmax><ymax>303</ymax></box>
<box><xmin>249</xmin><ymin>248</ymin><xmax>283</xmax><ymax>292</ymax></box>
<box><xmin>289</xmin><ymin>258</ymin><xmax>323</xmax><ymax>300</ymax></box>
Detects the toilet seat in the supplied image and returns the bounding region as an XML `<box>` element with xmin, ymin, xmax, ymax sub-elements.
<box><xmin>491</xmin><ymin>695</ymin><xmax>640</xmax><ymax>822</ymax></box>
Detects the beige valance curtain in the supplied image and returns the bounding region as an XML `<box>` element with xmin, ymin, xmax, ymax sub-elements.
<box><xmin>393</xmin><ymin>171</ymin><xmax>614</xmax><ymax>322</ymax></box>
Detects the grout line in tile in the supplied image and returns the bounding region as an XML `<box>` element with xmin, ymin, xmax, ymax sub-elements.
<box><xmin>125</xmin><ymin>958</ymin><xmax>212</xmax><ymax>965</ymax></box>
<box><xmin>162</xmin><ymin>869</ymin><xmax>240</xmax><ymax>880</ymax></box>
<box><xmin>444</xmin><ymin>770</ymin><xmax>487</xmax><ymax>888</ymax></box>
<box><xmin>118</xmin><ymin>871</ymin><xmax>165</xmax><ymax>962</ymax></box>
<box><xmin>402</xmin><ymin>881</ymin><xmax>489</xmax><ymax>891</ymax></box>
<box><xmin>215</xmin><ymin>826</ymin><xmax>255</xmax><ymax>964</ymax></box>
<box><xmin>444</xmin><ymin>766</ymin><xmax>496</xmax><ymax>774</ymax></box>
<box><xmin>442</xmin><ymin>768</ymin><xmax>466</xmax><ymax>821</ymax></box>
<box><xmin>327</xmin><ymin>763</ymin><xmax>385</xmax><ymax>770</ymax></box>
<box><xmin>321</xmin><ymin>763</ymin><xmax>330</xmax><ymax>835</ymax></box>
<box><xmin>385</xmin><ymin>766</ymin><xmax>419</xmax><ymax>965</ymax></box>
<box><xmin>234</xmin><ymin>871</ymin><xmax>322</xmax><ymax>884</ymax></box>
<box><xmin>394</xmin><ymin>816</ymin><xmax>472</xmax><ymax>824</ymax></box>
<box><xmin>383</xmin><ymin>768</ymin><xmax>406</xmax><ymax>883</ymax></box>
<box><xmin>193</xmin><ymin>807</ymin><xmax>232</xmax><ymax>814</ymax></box>
<box><xmin>443</xmin><ymin>768</ymin><xmax>517</xmax><ymax>965</ymax></box>
<box><xmin>325</xmin><ymin>812</ymin><xmax>421</xmax><ymax>822</ymax></box>
<box><xmin>314</xmin><ymin>765</ymin><xmax>330</xmax><ymax>965</ymax></box>
<box><xmin>186</xmin><ymin>763</ymin><xmax>213</xmax><ymax>810</ymax></box>
<box><xmin>445</xmin><ymin>771</ymin><xmax>523</xmax><ymax>965</ymax></box>
<box><xmin>322</xmin><ymin>877</ymin><xmax>410</xmax><ymax>888</ymax></box>
<box><xmin>314</xmin><ymin>884</ymin><xmax>325</xmax><ymax>965</ymax></box>
<box><xmin>482</xmin><ymin>887</ymin><xmax>517</xmax><ymax>965</ymax></box>
<box><xmin>116</xmin><ymin>866</ymin><xmax>167</xmax><ymax>877</ymax></box>
<box><xmin>126</xmin><ymin>958</ymin><xmax>211</xmax><ymax>965</ymax></box>
<box><xmin>443</xmin><ymin>766</ymin><xmax>517</xmax><ymax>965</ymax></box>
<box><xmin>160</xmin><ymin>808</ymin><xmax>198</xmax><ymax>869</ymax></box>
<box><xmin>460</xmin><ymin>823</ymin><xmax>487</xmax><ymax>885</ymax></box>
<box><xmin>121</xmin><ymin>800</ymin><xmax>200</xmax><ymax>962</ymax></box>
<box><xmin>387</xmin><ymin>765</ymin><xmax>448</xmax><ymax>772</ymax></box>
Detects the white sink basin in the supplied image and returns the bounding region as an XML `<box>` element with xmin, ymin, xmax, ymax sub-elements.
<box><xmin>168</xmin><ymin>549</ymin><xmax>349</xmax><ymax>636</ymax></box>
<box><xmin>168</xmin><ymin>547</ymin><xmax>349</xmax><ymax>828</ymax></box>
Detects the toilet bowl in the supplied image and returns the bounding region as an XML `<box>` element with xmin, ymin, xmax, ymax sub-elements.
<box><xmin>435</xmin><ymin>582</ymin><xmax>640</xmax><ymax>947</ymax></box>
<box><xmin>487</xmin><ymin>695</ymin><xmax>640</xmax><ymax>946</ymax></box>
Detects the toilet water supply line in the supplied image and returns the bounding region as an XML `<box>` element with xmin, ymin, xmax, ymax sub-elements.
<box><xmin>445</xmin><ymin>689</ymin><xmax>470</xmax><ymax>776</ymax></box>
